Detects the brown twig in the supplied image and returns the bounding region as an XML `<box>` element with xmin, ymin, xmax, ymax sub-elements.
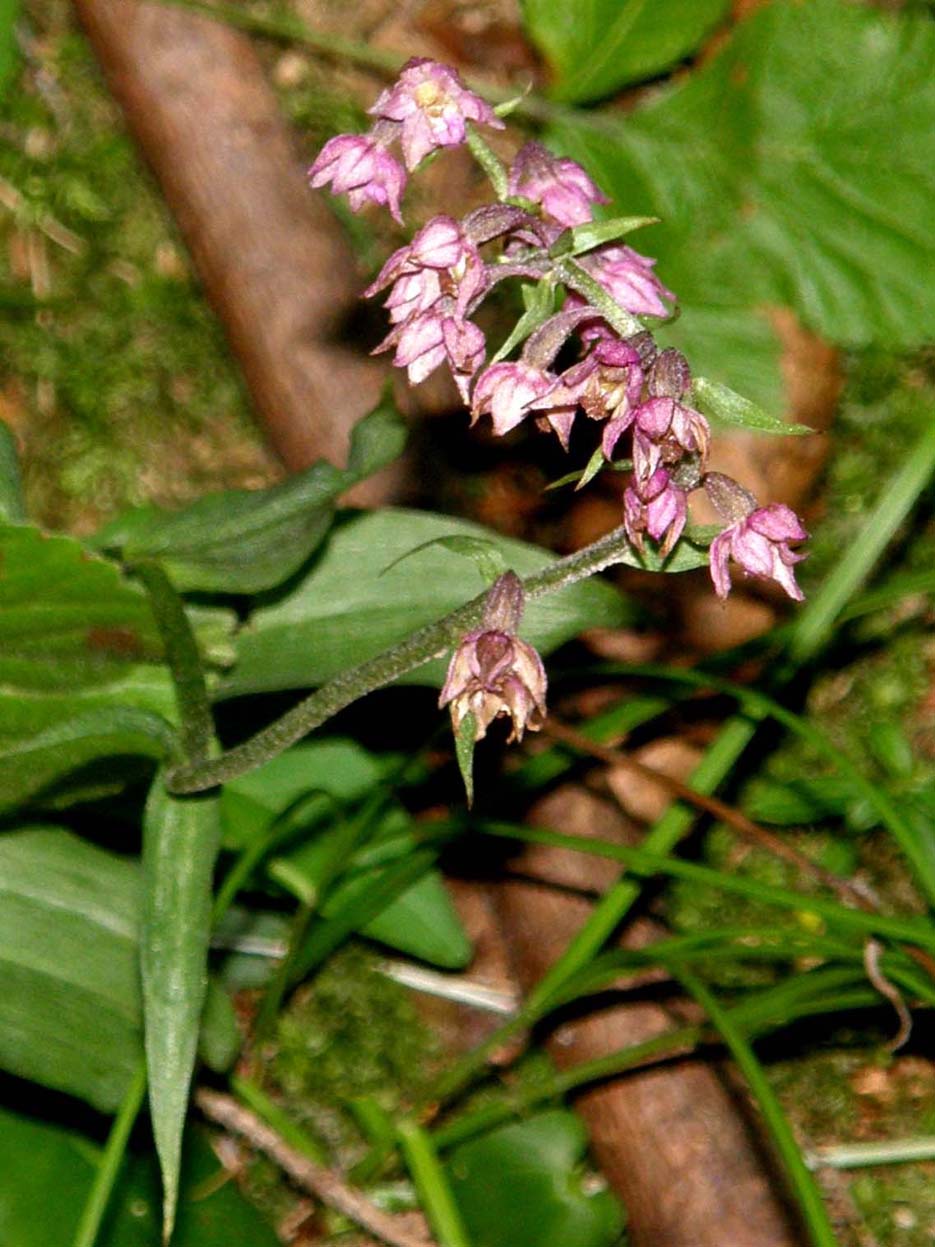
<box><xmin>194</xmin><ymin>1088</ymin><xmax>434</xmax><ymax>1247</ymax></box>
<box><xmin>863</xmin><ymin>939</ymin><xmax>913</xmax><ymax>1051</ymax></box>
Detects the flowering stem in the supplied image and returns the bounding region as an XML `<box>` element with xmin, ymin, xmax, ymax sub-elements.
<box><xmin>558</xmin><ymin>258</ymin><xmax>646</xmax><ymax>338</ymax></box>
<box><xmin>167</xmin><ymin>525</ymin><xmax>647</xmax><ymax>793</ymax></box>
<box><xmin>465</xmin><ymin>128</ymin><xmax>509</xmax><ymax>200</ymax></box>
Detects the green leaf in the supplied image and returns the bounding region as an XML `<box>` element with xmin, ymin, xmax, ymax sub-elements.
<box><xmin>0</xmin><ymin>525</ymin><xmax>175</xmax><ymax>746</ymax></box>
<box><xmin>547</xmin><ymin>0</ymin><xmax>935</xmax><ymax>394</ymax></box>
<box><xmin>521</xmin><ymin>0</ymin><xmax>729</xmax><ymax>102</ymax></box>
<box><xmin>691</xmin><ymin>376</ymin><xmax>812</xmax><ymax>436</ymax></box>
<box><xmin>141</xmin><ymin>775</ymin><xmax>222</xmax><ymax>1240</ymax></box>
<box><xmin>94</xmin><ymin>396</ymin><xmax>407</xmax><ymax>593</ymax></box>
<box><xmin>0</xmin><ymin>1109</ymin><xmax>279</xmax><ymax>1247</ymax></box>
<box><xmin>566</xmin><ymin>215</ymin><xmax>660</xmax><ymax>255</ymax></box>
<box><xmin>222</xmin><ymin>741</ymin><xmax>471</xmax><ymax>968</ymax></box>
<box><xmin>446</xmin><ymin>1110</ymin><xmax>624</xmax><ymax>1247</ymax></box>
<box><xmin>0</xmin><ymin>419</ymin><xmax>25</xmax><ymax>520</ymax></box>
<box><xmin>381</xmin><ymin>535</ymin><xmax>507</xmax><ymax>586</ymax></box>
<box><xmin>0</xmin><ymin>707</ymin><xmax>172</xmax><ymax>814</ymax></box>
<box><xmin>0</xmin><ymin>827</ymin><xmax>143</xmax><ymax>1113</ymax></box>
<box><xmin>0</xmin><ymin>827</ymin><xmax>236</xmax><ymax>1114</ymax></box>
<box><xmin>223</xmin><ymin>508</ymin><xmax>631</xmax><ymax>696</ymax></box>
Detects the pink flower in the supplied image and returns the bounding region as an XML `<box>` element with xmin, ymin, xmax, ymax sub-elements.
<box><xmin>471</xmin><ymin>361</ymin><xmax>558</xmax><ymax>437</ymax></box>
<box><xmin>365</xmin><ymin>216</ymin><xmax>487</xmax><ymax>318</ymax></box>
<box><xmin>528</xmin><ymin>336</ymin><xmax>644</xmax><ymax>450</ymax></box>
<box><xmin>308</xmin><ymin>134</ymin><xmax>407</xmax><ymax>224</ymax></box>
<box><xmin>709</xmin><ymin>503</ymin><xmax>808</xmax><ymax>601</ymax></box>
<box><xmin>443</xmin><ymin>317</ymin><xmax>486</xmax><ymax>402</ymax></box>
<box><xmin>369</xmin><ymin>58</ymin><xmax>503</xmax><ymax>171</ymax></box>
<box><xmin>439</xmin><ymin>572</ymin><xmax>547</xmax><ymax>744</ymax></box>
<box><xmin>507</xmin><ymin>141</ymin><xmax>608</xmax><ymax>228</ymax></box>
<box><xmin>614</xmin><ymin>395</ymin><xmax>710</xmax><ymax>480</ymax></box>
<box><xmin>570</xmin><ymin>244</ymin><xmax>675</xmax><ymax>328</ymax></box>
<box><xmin>623</xmin><ymin>468</ymin><xmax>687</xmax><ymax>556</ymax></box>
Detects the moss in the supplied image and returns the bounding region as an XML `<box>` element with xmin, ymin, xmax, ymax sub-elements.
<box><xmin>271</xmin><ymin>944</ymin><xmax>439</xmax><ymax>1164</ymax></box>
<box><xmin>0</xmin><ymin>1</ymin><xmax>275</xmax><ymax>532</ymax></box>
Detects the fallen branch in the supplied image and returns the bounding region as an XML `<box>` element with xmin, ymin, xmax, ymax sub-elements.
<box><xmin>195</xmin><ymin>1088</ymin><xmax>434</xmax><ymax>1247</ymax></box>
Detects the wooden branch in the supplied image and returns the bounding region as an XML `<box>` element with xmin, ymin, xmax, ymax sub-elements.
<box><xmin>196</xmin><ymin>1088</ymin><xmax>433</xmax><ymax>1247</ymax></box>
<box><xmin>72</xmin><ymin>0</ymin><xmax>386</xmax><ymax>478</ymax></box>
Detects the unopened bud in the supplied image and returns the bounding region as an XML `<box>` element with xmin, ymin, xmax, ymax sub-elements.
<box><xmin>703</xmin><ymin>471</ymin><xmax>758</xmax><ymax>524</ymax></box>
<box><xmin>648</xmin><ymin>348</ymin><xmax>691</xmax><ymax>399</ymax></box>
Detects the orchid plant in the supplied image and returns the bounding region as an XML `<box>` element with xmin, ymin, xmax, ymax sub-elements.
<box><xmin>305</xmin><ymin>57</ymin><xmax>809</xmax><ymax>770</ymax></box>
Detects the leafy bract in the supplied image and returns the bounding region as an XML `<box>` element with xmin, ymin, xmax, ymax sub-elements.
<box><xmin>223</xmin><ymin>508</ymin><xmax>631</xmax><ymax>696</ymax></box>
<box><xmin>447</xmin><ymin>1110</ymin><xmax>624</xmax><ymax>1247</ymax></box>
<box><xmin>0</xmin><ymin>1110</ymin><xmax>279</xmax><ymax>1247</ymax></box>
<box><xmin>0</xmin><ymin>827</ymin><xmax>235</xmax><ymax>1113</ymax></box>
<box><xmin>521</xmin><ymin>0</ymin><xmax>729</xmax><ymax>103</ymax></box>
<box><xmin>94</xmin><ymin>397</ymin><xmax>407</xmax><ymax>593</ymax></box>
<box><xmin>548</xmin><ymin>0</ymin><xmax>935</xmax><ymax>401</ymax></box>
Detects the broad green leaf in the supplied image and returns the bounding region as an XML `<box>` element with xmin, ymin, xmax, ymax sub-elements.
<box><xmin>0</xmin><ymin>827</ymin><xmax>143</xmax><ymax>1112</ymax></box>
<box><xmin>691</xmin><ymin>376</ymin><xmax>812</xmax><ymax>436</ymax></box>
<box><xmin>548</xmin><ymin>0</ymin><xmax>935</xmax><ymax>405</ymax></box>
<box><xmin>521</xmin><ymin>0</ymin><xmax>729</xmax><ymax>102</ymax></box>
<box><xmin>223</xmin><ymin>508</ymin><xmax>632</xmax><ymax>696</ymax></box>
<box><xmin>0</xmin><ymin>1109</ymin><xmax>279</xmax><ymax>1247</ymax></box>
<box><xmin>222</xmin><ymin>741</ymin><xmax>471</xmax><ymax>968</ymax></box>
<box><xmin>0</xmin><ymin>420</ymin><xmax>25</xmax><ymax>521</ymax></box>
<box><xmin>94</xmin><ymin>397</ymin><xmax>407</xmax><ymax>593</ymax></box>
<box><xmin>0</xmin><ymin>707</ymin><xmax>172</xmax><ymax>814</ymax></box>
<box><xmin>0</xmin><ymin>828</ymin><xmax>236</xmax><ymax>1113</ymax></box>
<box><xmin>0</xmin><ymin>524</ymin><xmax>174</xmax><ymax>745</ymax></box>
<box><xmin>447</xmin><ymin>1110</ymin><xmax>624</xmax><ymax>1247</ymax></box>
<box><xmin>141</xmin><ymin>775</ymin><xmax>221</xmax><ymax>1239</ymax></box>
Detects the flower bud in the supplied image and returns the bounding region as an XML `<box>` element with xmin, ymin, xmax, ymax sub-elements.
<box><xmin>439</xmin><ymin>573</ymin><xmax>547</xmax><ymax>743</ymax></box>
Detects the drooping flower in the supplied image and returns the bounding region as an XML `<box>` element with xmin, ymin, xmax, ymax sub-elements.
<box><xmin>527</xmin><ymin>335</ymin><xmax>645</xmax><ymax>450</ymax></box>
<box><xmin>614</xmin><ymin>395</ymin><xmax>710</xmax><ymax>481</ymax></box>
<box><xmin>369</xmin><ymin>58</ymin><xmax>503</xmax><ymax>171</ymax></box>
<box><xmin>570</xmin><ymin>243</ymin><xmax>676</xmax><ymax>328</ymax></box>
<box><xmin>471</xmin><ymin>361</ymin><xmax>558</xmax><ymax>437</ymax></box>
<box><xmin>364</xmin><ymin>215</ymin><xmax>487</xmax><ymax>318</ymax></box>
<box><xmin>706</xmin><ymin>481</ymin><xmax>808</xmax><ymax>601</ymax></box>
<box><xmin>439</xmin><ymin>572</ymin><xmax>547</xmax><ymax>743</ymax></box>
<box><xmin>442</xmin><ymin>316</ymin><xmax>486</xmax><ymax>402</ymax></box>
<box><xmin>623</xmin><ymin>468</ymin><xmax>687</xmax><ymax>556</ymax></box>
<box><xmin>507</xmin><ymin>141</ymin><xmax>608</xmax><ymax>228</ymax></box>
<box><xmin>308</xmin><ymin>133</ymin><xmax>407</xmax><ymax>224</ymax></box>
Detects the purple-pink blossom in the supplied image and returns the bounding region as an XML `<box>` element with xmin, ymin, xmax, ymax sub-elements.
<box><xmin>607</xmin><ymin>394</ymin><xmax>710</xmax><ymax>480</ymax></box>
<box><xmin>439</xmin><ymin>573</ymin><xmax>547</xmax><ymax>744</ymax></box>
<box><xmin>365</xmin><ymin>215</ymin><xmax>487</xmax><ymax>317</ymax></box>
<box><xmin>709</xmin><ymin>503</ymin><xmax>808</xmax><ymax>601</ymax></box>
<box><xmin>308</xmin><ymin>133</ymin><xmax>407</xmax><ymax>224</ymax></box>
<box><xmin>571</xmin><ymin>243</ymin><xmax>676</xmax><ymax>328</ymax></box>
<box><xmin>369</xmin><ymin>58</ymin><xmax>503</xmax><ymax>171</ymax></box>
<box><xmin>507</xmin><ymin>141</ymin><xmax>608</xmax><ymax>228</ymax></box>
<box><xmin>471</xmin><ymin>361</ymin><xmax>558</xmax><ymax>437</ymax></box>
<box><xmin>527</xmin><ymin>336</ymin><xmax>644</xmax><ymax>450</ymax></box>
<box><xmin>624</xmin><ymin>468</ymin><xmax>687</xmax><ymax>556</ymax></box>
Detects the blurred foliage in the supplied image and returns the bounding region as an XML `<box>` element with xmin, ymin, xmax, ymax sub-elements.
<box><xmin>0</xmin><ymin>1</ymin><xmax>273</xmax><ymax>530</ymax></box>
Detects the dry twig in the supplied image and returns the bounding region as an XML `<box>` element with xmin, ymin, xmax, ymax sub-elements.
<box><xmin>195</xmin><ymin>1088</ymin><xmax>434</xmax><ymax>1247</ymax></box>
